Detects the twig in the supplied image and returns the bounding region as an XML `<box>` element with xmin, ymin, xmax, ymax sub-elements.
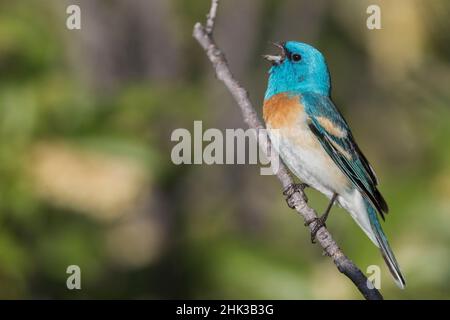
<box><xmin>193</xmin><ymin>0</ymin><xmax>383</xmax><ymax>300</ymax></box>
<box><xmin>205</xmin><ymin>0</ymin><xmax>219</xmax><ymax>34</ymax></box>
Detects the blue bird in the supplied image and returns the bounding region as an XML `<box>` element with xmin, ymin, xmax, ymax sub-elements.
<box><xmin>263</xmin><ymin>41</ymin><xmax>405</xmax><ymax>289</ymax></box>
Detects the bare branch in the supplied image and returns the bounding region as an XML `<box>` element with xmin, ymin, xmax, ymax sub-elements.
<box><xmin>205</xmin><ymin>0</ymin><xmax>219</xmax><ymax>34</ymax></box>
<box><xmin>193</xmin><ymin>0</ymin><xmax>383</xmax><ymax>300</ymax></box>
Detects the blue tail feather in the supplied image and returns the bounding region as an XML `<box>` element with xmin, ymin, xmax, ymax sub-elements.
<box><xmin>365</xmin><ymin>199</ymin><xmax>406</xmax><ymax>289</ymax></box>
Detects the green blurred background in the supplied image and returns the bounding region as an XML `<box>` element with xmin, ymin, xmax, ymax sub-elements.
<box><xmin>0</xmin><ymin>0</ymin><xmax>449</xmax><ymax>299</ymax></box>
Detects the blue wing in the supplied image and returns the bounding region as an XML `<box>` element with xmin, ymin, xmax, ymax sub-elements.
<box><xmin>301</xmin><ymin>92</ymin><xmax>388</xmax><ymax>220</ymax></box>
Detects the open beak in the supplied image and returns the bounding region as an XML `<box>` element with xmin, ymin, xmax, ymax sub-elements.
<box><xmin>263</xmin><ymin>42</ymin><xmax>285</xmax><ymax>65</ymax></box>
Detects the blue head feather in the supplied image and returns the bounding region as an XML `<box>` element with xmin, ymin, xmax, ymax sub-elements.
<box><xmin>264</xmin><ymin>41</ymin><xmax>331</xmax><ymax>100</ymax></box>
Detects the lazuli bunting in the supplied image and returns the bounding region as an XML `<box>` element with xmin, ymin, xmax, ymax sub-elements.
<box><xmin>263</xmin><ymin>41</ymin><xmax>405</xmax><ymax>289</ymax></box>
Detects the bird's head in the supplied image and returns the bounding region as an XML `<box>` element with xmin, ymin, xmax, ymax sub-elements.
<box><xmin>263</xmin><ymin>41</ymin><xmax>331</xmax><ymax>100</ymax></box>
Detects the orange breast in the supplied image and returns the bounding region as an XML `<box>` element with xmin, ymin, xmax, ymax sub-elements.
<box><xmin>263</xmin><ymin>93</ymin><xmax>303</xmax><ymax>129</ymax></box>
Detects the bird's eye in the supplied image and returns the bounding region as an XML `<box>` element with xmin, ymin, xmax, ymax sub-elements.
<box><xmin>292</xmin><ymin>53</ymin><xmax>301</xmax><ymax>62</ymax></box>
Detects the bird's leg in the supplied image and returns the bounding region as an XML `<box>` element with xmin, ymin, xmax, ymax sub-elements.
<box><xmin>283</xmin><ymin>183</ymin><xmax>309</xmax><ymax>209</ymax></box>
<box><xmin>306</xmin><ymin>193</ymin><xmax>338</xmax><ymax>243</ymax></box>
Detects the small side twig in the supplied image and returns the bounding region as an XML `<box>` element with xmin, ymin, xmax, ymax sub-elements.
<box><xmin>205</xmin><ymin>0</ymin><xmax>219</xmax><ymax>34</ymax></box>
<box><xmin>193</xmin><ymin>0</ymin><xmax>383</xmax><ymax>300</ymax></box>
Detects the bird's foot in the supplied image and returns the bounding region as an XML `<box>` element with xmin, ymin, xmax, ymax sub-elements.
<box><xmin>283</xmin><ymin>183</ymin><xmax>309</xmax><ymax>209</ymax></box>
<box><xmin>304</xmin><ymin>193</ymin><xmax>337</xmax><ymax>243</ymax></box>
<box><xmin>305</xmin><ymin>216</ymin><xmax>327</xmax><ymax>243</ymax></box>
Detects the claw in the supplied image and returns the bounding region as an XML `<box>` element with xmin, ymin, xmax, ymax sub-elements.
<box><xmin>283</xmin><ymin>183</ymin><xmax>309</xmax><ymax>209</ymax></box>
<box><xmin>305</xmin><ymin>217</ymin><xmax>326</xmax><ymax>243</ymax></box>
<box><xmin>305</xmin><ymin>193</ymin><xmax>338</xmax><ymax>243</ymax></box>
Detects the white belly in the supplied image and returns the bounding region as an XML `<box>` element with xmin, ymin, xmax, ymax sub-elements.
<box><xmin>268</xmin><ymin>127</ymin><xmax>377</xmax><ymax>245</ymax></box>
<box><xmin>268</xmin><ymin>126</ymin><xmax>349</xmax><ymax>196</ymax></box>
